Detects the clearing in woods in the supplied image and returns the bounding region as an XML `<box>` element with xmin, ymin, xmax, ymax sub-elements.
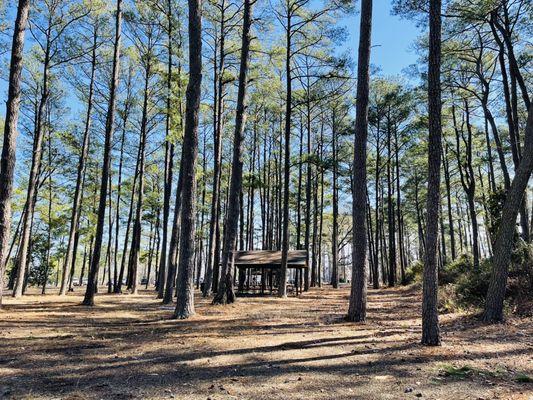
<box><xmin>0</xmin><ymin>286</ymin><xmax>532</xmax><ymax>400</ymax></box>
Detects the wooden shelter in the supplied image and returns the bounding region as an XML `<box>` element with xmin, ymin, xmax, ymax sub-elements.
<box><xmin>232</xmin><ymin>250</ymin><xmax>308</xmax><ymax>295</ymax></box>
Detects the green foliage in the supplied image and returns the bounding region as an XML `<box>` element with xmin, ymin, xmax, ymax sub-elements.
<box><xmin>486</xmin><ymin>188</ymin><xmax>507</xmax><ymax>239</ymax></box>
<box><xmin>28</xmin><ymin>262</ymin><xmax>53</xmax><ymax>288</ymax></box>
<box><xmin>507</xmin><ymin>241</ymin><xmax>533</xmax><ymax>316</ymax></box>
<box><xmin>454</xmin><ymin>259</ymin><xmax>492</xmax><ymax>308</ymax></box>
<box><xmin>440</xmin><ymin>254</ymin><xmax>472</xmax><ymax>285</ymax></box>
<box><xmin>438</xmin><ymin>283</ymin><xmax>460</xmax><ymax>313</ymax></box>
<box><xmin>404</xmin><ymin>260</ymin><xmax>424</xmax><ymax>283</ymax></box>
<box><xmin>243</xmin><ymin>172</ymin><xmax>262</xmax><ymax>190</ymax></box>
<box><xmin>27</xmin><ymin>233</ymin><xmax>55</xmax><ymax>287</ymax></box>
<box><xmin>515</xmin><ymin>374</ymin><xmax>533</xmax><ymax>383</ymax></box>
<box><xmin>437</xmin><ymin>242</ymin><xmax>533</xmax><ymax>313</ymax></box>
<box><xmin>439</xmin><ymin>364</ymin><xmax>476</xmax><ymax>378</ymax></box>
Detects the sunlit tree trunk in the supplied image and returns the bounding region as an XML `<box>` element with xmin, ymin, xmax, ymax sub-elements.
<box><xmin>421</xmin><ymin>0</ymin><xmax>442</xmax><ymax>346</ymax></box>
<box><xmin>347</xmin><ymin>0</ymin><xmax>372</xmax><ymax>322</ymax></box>
<box><xmin>0</xmin><ymin>0</ymin><xmax>30</xmax><ymax>306</ymax></box>
<box><xmin>483</xmin><ymin>106</ymin><xmax>533</xmax><ymax>322</ymax></box>
<box><xmin>173</xmin><ymin>0</ymin><xmax>202</xmax><ymax>319</ymax></box>
<box><xmin>83</xmin><ymin>0</ymin><xmax>123</xmax><ymax>306</ymax></box>
<box><xmin>213</xmin><ymin>0</ymin><xmax>253</xmax><ymax>305</ymax></box>
<box><xmin>60</xmin><ymin>26</ymin><xmax>98</xmax><ymax>295</ymax></box>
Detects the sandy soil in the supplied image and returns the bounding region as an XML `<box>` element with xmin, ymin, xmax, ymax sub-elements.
<box><xmin>0</xmin><ymin>285</ymin><xmax>531</xmax><ymax>400</ymax></box>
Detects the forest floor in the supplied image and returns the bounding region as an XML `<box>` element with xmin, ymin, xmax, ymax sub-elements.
<box><xmin>0</xmin><ymin>285</ymin><xmax>532</xmax><ymax>400</ymax></box>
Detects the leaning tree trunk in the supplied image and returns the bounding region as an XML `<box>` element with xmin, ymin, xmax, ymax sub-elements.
<box><xmin>421</xmin><ymin>0</ymin><xmax>442</xmax><ymax>346</ymax></box>
<box><xmin>82</xmin><ymin>0</ymin><xmax>123</xmax><ymax>306</ymax></box>
<box><xmin>173</xmin><ymin>0</ymin><xmax>202</xmax><ymax>319</ymax></box>
<box><xmin>347</xmin><ymin>0</ymin><xmax>372</xmax><ymax>322</ymax></box>
<box><xmin>483</xmin><ymin>106</ymin><xmax>533</xmax><ymax>322</ymax></box>
<box><xmin>0</xmin><ymin>0</ymin><xmax>30</xmax><ymax>306</ymax></box>
<box><xmin>213</xmin><ymin>0</ymin><xmax>253</xmax><ymax>305</ymax></box>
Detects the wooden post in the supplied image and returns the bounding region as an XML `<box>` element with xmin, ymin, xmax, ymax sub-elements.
<box><xmin>295</xmin><ymin>267</ymin><xmax>299</xmax><ymax>296</ymax></box>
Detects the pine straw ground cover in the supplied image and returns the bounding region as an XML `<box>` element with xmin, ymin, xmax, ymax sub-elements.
<box><xmin>0</xmin><ymin>285</ymin><xmax>531</xmax><ymax>400</ymax></box>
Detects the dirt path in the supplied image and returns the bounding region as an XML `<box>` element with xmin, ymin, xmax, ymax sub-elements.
<box><xmin>0</xmin><ymin>285</ymin><xmax>531</xmax><ymax>400</ymax></box>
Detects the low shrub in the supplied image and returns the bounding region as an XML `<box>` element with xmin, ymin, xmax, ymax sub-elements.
<box><xmin>437</xmin><ymin>283</ymin><xmax>457</xmax><ymax>313</ymax></box>
<box><xmin>437</xmin><ymin>242</ymin><xmax>533</xmax><ymax>314</ymax></box>
<box><xmin>404</xmin><ymin>260</ymin><xmax>424</xmax><ymax>284</ymax></box>
<box><xmin>454</xmin><ymin>259</ymin><xmax>492</xmax><ymax>308</ymax></box>
<box><xmin>440</xmin><ymin>254</ymin><xmax>472</xmax><ymax>285</ymax></box>
<box><xmin>515</xmin><ymin>374</ymin><xmax>533</xmax><ymax>383</ymax></box>
<box><xmin>404</xmin><ymin>241</ymin><xmax>532</xmax><ymax>315</ymax></box>
<box><xmin>438</xmin><ymin>364</ymin><xmax>476</xmax><ymax>378</ymax></box>
<box><xmin>507</xmin><ymin>241</ymin><xmax>533</xmax><ymax>316</ymax></box>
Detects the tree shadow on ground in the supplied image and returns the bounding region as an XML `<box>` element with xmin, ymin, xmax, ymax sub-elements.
<box><xmin>1</xmin><ymin>285</ymin><xmax>531</xmax><ymax>399</ymax></box>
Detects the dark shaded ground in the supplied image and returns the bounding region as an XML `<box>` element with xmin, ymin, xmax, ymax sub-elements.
<box><xmin>0</xmin><ymin>285</ymin><xmax>531</xmax><ymax>399</ymax></box>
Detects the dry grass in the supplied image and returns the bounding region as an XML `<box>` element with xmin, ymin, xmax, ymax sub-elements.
<box><xmin>0</xmin><ymin>285</ymin><xmax>532</xmax><ymax>400</ymax></box>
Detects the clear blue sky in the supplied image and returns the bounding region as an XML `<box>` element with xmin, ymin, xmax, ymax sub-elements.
<box><xmin>343</xmin><ymin>1</ymin><xmax>421</xmax><ymax>76</ymax></box>
<box><xmin>0</xmin><ymin>1</ymin><xmax>422</xmax><ymax>118</ymax></box>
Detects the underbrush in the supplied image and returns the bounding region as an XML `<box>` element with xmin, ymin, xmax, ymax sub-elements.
<box><xmin>404</xmin><ymin>241</ymin><xmax>533</xmax><ymax>316</ymax></box>
<box><xmin>437</xmin><ymin>363</ymin><xmax>533</xmax><ymax>384</ymax></box>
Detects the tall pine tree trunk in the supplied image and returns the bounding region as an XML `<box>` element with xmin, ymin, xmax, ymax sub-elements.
<box><xmin>173</xmin><ymin>0</ymin><xmax>202</xmax><ymax>319</ymax></box>
<box><xmin>0</xmin><ymin>0</ymin><xmax>30</xmax><ymax>306</ymax></box>
<box><xmin>421</xmin><ymin>0</ymin><xmax>442</xmax><ymax>346</ymax></box>
<box><xmin>158</xmin><ymin>0</ymin><xmax>175</xmax><ymax>299</ymax></box>
<box><xmin>331</xmin><ymin>111</ymin><xmax>339</xmax><ymax>289</ymax></box>
<box><xmin>213</xmin><ymin>0</ymin><xmax>253</xmax><ymax>305</ymax></box>
<box><xmin>14</xmin><ymin>41</ymin><xmax>50</xmax><ymax>298</ymax></box>
<box><xmin>60</xmin><ymin>27</ymin><xmax>98</xmax><ymax>295</ymax></box>
<box><xmin>347</xmin><ymin>0</ymin><xmax>372</xmax><ymax>322</ymax></box>
<box><xmin>278</xmin><ymin>5</ymin><xmax>292</xmax><ymax>298</ymax></box>
<box><xmin>82</xmin><ymin>0</ymin><xmax>123</xmax><ymax>306</ymax></box>
<box><xmin>129</xmin><ymin>63</ymin><xmax>151</xmax><ymax>295</ymax></box>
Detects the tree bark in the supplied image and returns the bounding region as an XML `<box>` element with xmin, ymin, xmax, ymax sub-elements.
<box><xmin>373</xmin><ymin>122</ymin><xmax>381</xmax><ymax>289</ymax></box>
<box><xmin>158</xmin><ymin>0</ymin><xmax>176</xmax><ymax>299</ymax></box>
<box><xmin>129</xmin><ymin>60</ymin><xmax>152</xmax><ymax>295</ymax></box>
<box><xmin>421</xmin><ymin>0</ymin><xmax>441</xmax><ymax>346</ymax></box>
<box><xmin>13</xmin><ymin>34</ymin><xmax>51</xmax><ymax>298</ymax></box>
<box><xmin>213</xmin><ymin>0</ymin><xmax>253</xmax><ymax>305</ymax></box>
<box><xmin>347</xmin><ymin>0</ymin><xmax>372</xmax><ymax>322</ymax></box>
<box><xmin>443</xmin><ymin>143</ymin><xmax>456</xmax><ymax>260</ymax></box>
<box><xmin>173</xmin><ymin>0</ymin><xmax>202</xmax><ymax>319</ymax></box>
<box><xmin>331</xmin><ymin>110</ymin><xmax>339</xmax><ymax>289</ymax></box>
<box><xmin>82</xmin><ymin>0</ymin><xmax>123</xmax><ymax>306</ymax></box>
<box><xmin>113</xmin><ymin>69</ymin><xmax>133</xmax><ymax>293</ymax></box>
<box><xmin>0</xmin><ymin>0</ymin><xmax>30</xmax><ymax>306</ymax></box>
<box><xmin>60</xmin><ymin>26</ymin><xmax>98</xmax><ymax>295</ymax></box>
<box><xmin>452</xmin><ymin>102</ymin><xmax>479</xmax><ymax>269</ymax></box>
<box><xmin>163</xmin><ymin>165</ymin><xmax>183</xmax><ymax>304</ymax></box>
<box><xmin>278</xmin><ymin>3</ymin><xmax>292</xmax><ymax>298</ymax></box>
<box><xmin>386</xmin><ymin>110</ymin><xmax>397</xmax><ymax>286</ymax></box>
<box><xmin>483</xmin><ymin>106</ymin><xmax>533</xmax><ymax>322</ymax></box>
